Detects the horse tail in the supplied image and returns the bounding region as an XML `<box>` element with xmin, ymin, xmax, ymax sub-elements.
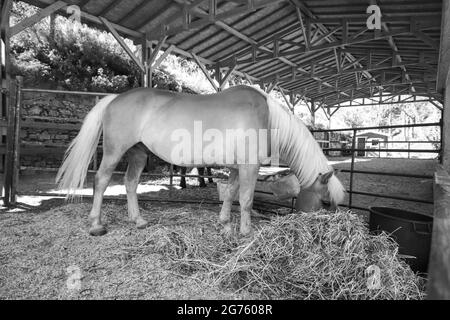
<box><xmin>56</xmin><ymin>94</ymin><xmax>118</xmax><ymax>199</ymax></box>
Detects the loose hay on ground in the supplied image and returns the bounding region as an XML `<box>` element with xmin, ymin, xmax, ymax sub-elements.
<box><xmin>0</xmin><ymin>202</ymin><xmax>425</xmax><ymax>300</ymax></box>
<box><xmin>130</xmin><ymin>209</ymin><xmax>425</xmax><ymax>300</ymax></box>
<box><xmin>212</xmin><ymin>211</ymin><xmax>425</xmax><ymax>299</ymax></box>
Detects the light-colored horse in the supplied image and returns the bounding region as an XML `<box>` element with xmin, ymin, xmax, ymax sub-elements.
<box><xmin>56</xmin><ymin>85</ymin><xmax>345</xmax><ymax>236</ymax></box>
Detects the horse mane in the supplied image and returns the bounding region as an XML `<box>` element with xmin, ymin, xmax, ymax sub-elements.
<box><xmin>266</xmin><ymin>95</ymin><xmax>330</xmax><ymax>187</ymax></box>
<box><xmin>240</xmin><ymin>85</ymin><xmax>345</xmax><ymax>205</ymax></box>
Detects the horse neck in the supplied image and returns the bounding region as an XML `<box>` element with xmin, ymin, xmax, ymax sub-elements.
<box><xmin>268</xmin><ymin>99</ymin><xmax>329</xmax><ymax>188</ymax></box>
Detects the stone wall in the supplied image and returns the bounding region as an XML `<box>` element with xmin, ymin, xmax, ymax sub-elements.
<box><xmin>20</xmin><ymin>90</ymin><xmax>165</xmax><ymax>170</ymax></box>
<box><xmin>20</xmin><ymin>91</ymin><xmax>94</xmax><ymax>168</ymax></box>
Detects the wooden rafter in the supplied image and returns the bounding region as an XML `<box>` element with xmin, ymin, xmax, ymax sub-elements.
<box><xmin>10</xmin><ymin>1</ymin><xmax>66</xmax><ymax>36</ymax></box>
<box><xmin>117</xmin><ymin>0</ymin><xmax>148</xmax><ymax>25</ymax></box>
<box><xmin>437</xmin><ymin>0</ymin><xmax>450</xmax><ymax>91</ymax></box>
<box><xmin>220</xmin><ymin>63</ymin><xmax>237</xmax><ymax>90</ymax></box>
<box><xmin>191</xmin><ymin>52</ymin><xmax>219</xmax><ymax>92</ymax></box>
<box><xmin>97</xmin><ymin>0</ymin><xmax>122</xmax><ymax>17</ymax></box>
<box><xmin>148</xmin><ymin>36</ymin><xmax>168</xmax><ymax>68</ymax></box>
<box><xmin>152</xmin><ymin>0</ymin><xmax>287</xmax><ymax>39</ymax></box>
<box><xmin>315</xmin><ymin>80</ymin><xmax>435</xmax><ymax>100</ymax></box>
<box><xmin>100</xmin><ymin>17</ymin><xmax>144</xmax><ymax>72</ymax></box>
<box><xmin>153</xmin><ymin>44</ymin><xmax>175</xmax><ymax>69</ymax></box>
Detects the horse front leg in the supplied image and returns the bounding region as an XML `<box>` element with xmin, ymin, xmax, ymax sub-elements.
<box><xmin>238</xmin><ymin>164</ymin><xmax>259</xmax><ymax>236</ymax></box>
<box><xmin>207</xmin><ymin>167</ymin><xmax>214</xmax><ymax>184</ymax></box>
<box><xmin>124</xmin><ymin>146</ymin><xmax>149</xmax><ymax>229</ymax></box>
<box><xmin>219</xmin><ymin>168</ymin><xmax>239</xmax><ymax>235</ymax></box>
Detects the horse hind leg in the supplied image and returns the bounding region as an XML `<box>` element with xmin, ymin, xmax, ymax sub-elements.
<box><xmin>179</xmin><ymin>166</ymin><xmax>187</xmax><ymax>188</ymax></box>
<box><xmin>89</xmin><ymin>148</ymin><xmax>125</xmax><ymax>236</ymax></box>
<box><xmin>198</xmin><ymin>167</ymin><xmax>207</xmax><ymax>188</ymax></box>
<box><xmin>124</xmin><ymin>145</ymin><xmax>149</xmax><ymax>229</ymax></box>
<box><xmin>207</xmin><ymin>167</ymin><xmax>214</xmax><ymax>184</ymax></box>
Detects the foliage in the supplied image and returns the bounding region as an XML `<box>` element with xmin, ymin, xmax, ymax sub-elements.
<box><xmin>10</xmin><ymin>2</ymin><xmax>142</xmax><ymax>92</ymax></box>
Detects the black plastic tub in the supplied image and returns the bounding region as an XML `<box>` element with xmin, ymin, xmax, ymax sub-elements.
<box><xmin>369</xmin><ymin>207</ymin><xmax>433</xmax><ymax>273</ymax></box>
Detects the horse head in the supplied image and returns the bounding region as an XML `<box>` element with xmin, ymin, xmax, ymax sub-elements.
<box><xmin>295</xmin><ymin>169</ymin><xmax>345</xmax><ymax>212</ymax></box>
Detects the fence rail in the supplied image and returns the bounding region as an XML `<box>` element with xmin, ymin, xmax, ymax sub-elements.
<box><xmin>311</xmin><ymin>122</ymin><xmax>441</xmax><ymax>210</ymax></box>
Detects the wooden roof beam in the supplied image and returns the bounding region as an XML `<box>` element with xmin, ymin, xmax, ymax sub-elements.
<box><xmin>290</xmin><ymin>0</ymin><xmax>374</xmax><ymax>83</ymax></box>
<box><xmin>100</xmin><ymin>16</ymin><xmax>144</xmax><ymax>72</ymax></box>
<box><xmin>274</xmin><ymin>61</ymin><xmax>434</xmax><ymax>86</ymax></box>
<box><xmin>436</xmin><ymin>0</ymin><xmax>450</xmax><ymax>92</ymax></box>
<box><xmin>117</xmin><ymin>0</ymin><xmax>149</xmax><ymax>25</ymax></box>
<box><xmin>191</xmin><ymin>52</ymin><xmax>219</xmax><ymax>92</ymax></box>
<box><xmin>10</xmin><ymin>1</ymin><xmax>66</xmax><ymax>36</ymax></box>
<box><xmin>369</xmin><ymin>0</ymin><xmax>416</xmax><ymax>94</ymax></box>
<box><xmin>97</xmin><ymin>0</ymin><xmax>122</xmax><ymax>17</ymax></box>
<box><xmin>168</xmin><ymin>0</ymin><xmax>295</xmax><ymax>93</ymax></box>
<box><xmin>315</xmin><ymin>80</ymin><xmax>436</xmax><ymax>101</ymax></box>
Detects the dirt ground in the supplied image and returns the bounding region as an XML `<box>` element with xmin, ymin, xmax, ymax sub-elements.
<box><xmin>0</xmin><ymin>200</ymin><xmax>425</xmax><ymax>300</ymax></box>
<box><xmin>0</xmin><ymin>157</ymin><xmax>433</xmax><ymax>300</ymax></box>
<box><xmin>0</xmin><ymin>201</ymin><xmax>256</xmax><ymax>300</ymax></box>
<box><xmin>329</xmin><ymin>157</ymin><xmax>436</xmax><ymax>217</ymax></box>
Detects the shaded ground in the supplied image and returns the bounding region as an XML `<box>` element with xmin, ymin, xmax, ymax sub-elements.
<box><xmin>0</xmin><ymin>201</ymin><xmax>425</xmax><ymax>300</ymax></box>
<box><xmin>0</xmin><ymin>201</ymin><xmax>253</xmax><ymax>300</ymax></box>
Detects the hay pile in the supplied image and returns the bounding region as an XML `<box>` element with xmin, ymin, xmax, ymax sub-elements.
<box><xmin>143</xmin><ymin>210</ymin><xmax>425</xmax><ymax>300</ymax></box>
<box><xmin>1</xmin><ymin>201</ymin><xmax>425</xmax><ymax>300</ymax></box>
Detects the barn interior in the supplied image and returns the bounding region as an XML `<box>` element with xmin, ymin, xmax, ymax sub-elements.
<box><xmin>1</xmin><ymin>0</ymin><xmax>450</xmax><ymax>299</ymax></box>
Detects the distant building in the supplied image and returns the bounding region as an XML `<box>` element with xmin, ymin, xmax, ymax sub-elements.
<box><xmin>355</xmin><ymin>131</ymin><xmax>389</xmax><ymax>157</ymax></box>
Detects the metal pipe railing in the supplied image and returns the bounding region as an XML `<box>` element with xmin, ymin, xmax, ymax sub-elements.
<box><xmin>21</xmin><ymin>88</ymin><xmax>110</xmax><ymax>96</ymax></box>
<box><xmin>311</xmin><ymin>122</ymin><xmax>441</xmax><ymax>210</ymax></box>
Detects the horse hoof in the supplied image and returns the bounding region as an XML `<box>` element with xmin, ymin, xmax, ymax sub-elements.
<box><xmin>240</xmin><ymin>227</ymin><xmax>253</xmax><ymax>237</ymax></box>
<box><xmin>89</xmin><ymin>225</ymin><xmax>107</xmax><ymax>236</ymax></box>
<box><xmin>221</xmin><ymin>224</ymin><xmax>233</xmax><ymax>237</ymax></box>
<box><xmin>136</xmin><ymin>220</ymin><xmax>150</xmax><ymax>229</ymax></box>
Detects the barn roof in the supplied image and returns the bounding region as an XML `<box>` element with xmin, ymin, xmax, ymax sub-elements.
<box><xmin>21</xmin><ymin>0</ymin><xmax>444</xmax><ymax>109</ymax></box>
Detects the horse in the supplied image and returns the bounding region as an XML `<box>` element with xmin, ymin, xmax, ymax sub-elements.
<box><xmin>56</xmin><ymin>85</ymin><xmax>345</xmax><ymax>236</ymax></box>
<box><xmin>172</xmin><ymin>165</ymin><xmax>214</xmax><ymax>188</ymax></box>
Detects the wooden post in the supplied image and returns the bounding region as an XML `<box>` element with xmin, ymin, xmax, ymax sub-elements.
<box><xmin>438</xmin><ymin>0</ymin><xmax>450</xmax><ymax>170</ymax></box>
<box><xmin>1</xmin><ymin>0</ymin><xmax>12</xmax><ymax>197</ymax></box>
<box><xmin>214</xmin><ymin>63</ymin><xmax>221</xmax><ymax>92</ymax></box>
<box><xmin>310</xmin><ymin>99</ymin><xmax>316</xmax><ymax>127</ymax></box>
<box><xmin>3</xmin><ymin>77</ymin><xmax>15</xmax><ymax>206</ymax></box>
<box><xmin>141</xmin><ymin>36</ymin><xmax>152</xmax><ymax>88</ymax></box>
<box><xmin>10</xmin><ymin>76</ymin><xmax>22</xmax><ymax>204</ymax></box>
<box><xmin>11</xmin><ymin>76</ymin><xmax>23</xmax><ymax>204</ymax></box>
<box><xmin>442</xmin><ymin>70</ymin><xmax>450</xmax><ymax>170</ymax></box>
<box><xmin>427</xmin><ymin>1</ymin><xmax>450</xmax><ymax>293</ymax></box>
<box><xmin>437</xmin><ymin>0</ymin><xmax>450</xmax><ymax>92</ymax></box>
<box><xmin>348</xmin><ymin>129</ymin><xmax>357</xmax><ymax>208</ymax></box>
<box><xmin>92</xmin><ymin>96</ymin><xmax>99</xmax><ymax>171</ymax></box>
<box><xmin>141</xmin><ymin>36</ymin><xmax>153</xmax><ymax>172</ymax></box>
<box><xmin>427</xmin><ymin>165</ymin><xmax>450</xmax><ymax>299</ymax></box>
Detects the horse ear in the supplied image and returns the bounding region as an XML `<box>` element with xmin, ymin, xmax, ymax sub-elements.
<box><xmin>319</xmin><ymin>170</ymin><xmax>334</xmax><ymax>184</ymax></box>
